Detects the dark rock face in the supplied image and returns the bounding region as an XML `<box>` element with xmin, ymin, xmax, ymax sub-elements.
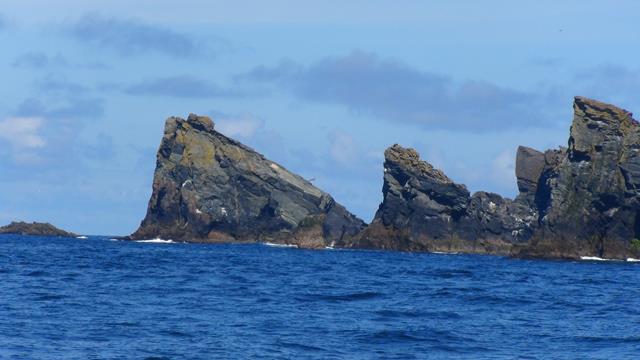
<box><xmin>516</xmin><ymin>97</ymin><xmax>640</xmax><ymax>259</ymax></box>
<box><xmin>515</xmin><ymin>146</ymin><xmax>545</xmax><ymax>207</ymax></box>
<box><xmin>349</xmin><ymin>145</ymin><xmax>533</xmax><ymax>254</ymax></box>
<box><xmin>0</xmin><ymin>221</ymin><xmax>77</xmax><ymax>237</ymax></box>
<box><xmin>353</xmin><ymin>97</ymin><xmax>640</xmax><ymax>260</ymax></box>
<box><xmin>130</xmin><ymin>114</ymin><xmax>365</xmax><ymax>247</ymax></box>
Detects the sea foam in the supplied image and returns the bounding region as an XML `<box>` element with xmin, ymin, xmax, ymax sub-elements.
<box><xmin>579</xmin><ymin>256</ymin><xmax>628</xmax><ymax>262</ymax></box>
<box><xmin>580</xmin><ymin>256</ymin><xmax>611</xmax><ymax>261</ymax></box>
<box><xmin>136</xmin><ymin>238</ymin><xmax>176</xmax><ymax>244</ymax></box>
<box><xmin>264</xmin><ymin>242</ymin><xmax>298</xmax><ymax>248</ymax></box>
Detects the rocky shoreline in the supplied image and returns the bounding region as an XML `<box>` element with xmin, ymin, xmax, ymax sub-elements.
<box><xmin>130</xmin><ymin>96</ymin><xmax>640</xmax><ymax>260</ymax></box>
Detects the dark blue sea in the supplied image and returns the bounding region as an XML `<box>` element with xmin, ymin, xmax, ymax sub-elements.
<box><xmin>1</xmin><ymin>235</ymin><xmax>639</xmax><ymax>359</ymax></box>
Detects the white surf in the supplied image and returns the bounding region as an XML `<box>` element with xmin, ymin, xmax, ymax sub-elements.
<box><xmin>136</xmin><ymin>238</ymin><xmax>176</xmax><ymax>244</ymax></box>
<box><xmin>264</xmin><ymin>242</ymin><xmax>298</xmax><ymax>248</ymax></box>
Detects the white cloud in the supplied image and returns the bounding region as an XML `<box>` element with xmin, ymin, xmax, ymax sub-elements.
<box><xmin>0</xmin><ymin>117</ymin><xmax>46</xmax><ymax>149</ymax></box>
<box><xmin>491</xmin><ymin>148</ymin><xmax>516</xmax><ymax>188</ymax></box>
<box><xmin>215</xmin><ymin>114</ymin><xmax>264</xmax><ymax>138</ymax></box>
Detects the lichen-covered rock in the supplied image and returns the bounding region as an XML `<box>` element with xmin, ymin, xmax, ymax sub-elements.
<box><xmin>130</xmin><ymin>114</ymin><xmax>365</xmax><ymax>247</ymax></box>
<box><xmin>0</xmin><ymin>221</ymin><xmax>77</xmax><ymax>237</ymax></box>
<box><xmin>516</xmin><ymin>97</ymin><xmax>640</xmax><ymax>259</ymax></box>
<box><xmin>347</xmin><ymin>145</ymin><xmax>532</xmax><ymax>254</ymax></box>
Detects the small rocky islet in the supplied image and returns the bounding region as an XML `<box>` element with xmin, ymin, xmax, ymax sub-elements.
<box><xmin>0</xmin><ymin>221</ymin><xmax>77</xmax><ymax>238</ymax></box>
<box><xmin>129</xmin><ymin>96</ymin><xmax>640</xmax><ymax>260</ymax></box>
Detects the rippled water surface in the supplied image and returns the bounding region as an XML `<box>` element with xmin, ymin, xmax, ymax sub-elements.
<box><xmin>1</xmin><ymin>235</ymin><xmax>639</xmax><ymax>359</ymax></box>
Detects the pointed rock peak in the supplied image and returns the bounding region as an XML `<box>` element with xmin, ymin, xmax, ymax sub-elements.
<box><xmin>385</xmin><ymin>144</ymin><xmax>420</xmax><ymax>162</ymax></box>
<box><xmin>384</xmin><ymin>144</ymin><xmax>452</xmax><ymax>184</ymax></box>
<box><xmin>573</xmin><ymin>96</ymin><xmax>636</xmax><ymax>125</ymax></box>
<box><xmin>186</xmin><ymin>113</ymin><xmax>215</xmax><ymax>132</ymax></box>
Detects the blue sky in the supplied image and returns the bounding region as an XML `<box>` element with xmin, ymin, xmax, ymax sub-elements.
<box><xmin>1</xmin><ymin>1</ymin><xmax>639</xmax><ymax>235</ymax></box>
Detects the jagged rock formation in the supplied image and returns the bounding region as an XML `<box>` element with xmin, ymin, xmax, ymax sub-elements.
<box><xmin>515</xmin><ymin>97</ymin><xmax>640</xmax><ymax>259</ymax></box>
<box><xmin>347</xmin><ymin>145</ymin><xmax>534</xmax><ymax>254</ymax></box>
<box><xmin>0</xmin><ymin>221</ymin><xmax>78</xmax><ymax>237</ymax></box>
<box><xmin>132</xmin><ymin>97</ymin><xmax>640</xmax><ymax>259</ymax></box>
<box><xmin>352</xmin><ymin>96</ymin><xmax>640</xmax><ymax>260</ymax></box>
<box><xmin>130</xmin><ymin>114</ymin><xmax>365</xmax><ymax>247</ymax></box>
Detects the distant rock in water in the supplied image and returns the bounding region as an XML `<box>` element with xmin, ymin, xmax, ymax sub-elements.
<box><xmin>351</xmin><ymin>96</ymin><xmax>640</xmax><ymax>260</ymax></box>
<box><xmin>130</xmin><ymin>113</ymin><xmax>365</xmax><ymax>247</ymax></box>
<box><xmin>0</xmin><ymin>221</ymin><xmax>78</xmax><ymax>237</ymax></box>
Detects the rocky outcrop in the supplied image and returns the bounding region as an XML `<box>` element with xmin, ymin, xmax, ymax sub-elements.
<box><xmin>132</xmin><ymin>97</ymin><xmax>640</xmax><ymax>260</ymax></box>
<box><xmin>347</xmin><ymin>145</ymin><xmax>534</xmax><ymax>254</ymax></box>
<box><xmin>352</xmin><ymin>96</ymin><xmax>640</xmax><ymax>260</ymax></box>
<box><xmin>515</xmin><ymin>97</ymin><xmax>640</xmax><ymax>259</ymax></box>
<box><xmin>0</xmin><ymin>221</ymin><xmax>78</xmax><ymax>237</ymax></box>
<box><xmin>130</xmin><ymin>113</ymin><xmax>365</xmax><ymax>247</ymax></box>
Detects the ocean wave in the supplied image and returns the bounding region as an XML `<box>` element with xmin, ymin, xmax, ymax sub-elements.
<box><xmin>580</xmin><ymin>256</ymin><xmax>640</xmax><ymax>262</ymax></box>
<box><xmin>263</xmin><ymin>242</ymin><xmax>298</xmax><ymax>248</ymax></box>
<box><xmin>136</xmin><ymin>238</ymin><xmax>176</xmax><ymax>244</ymax></box>
<box><xmin>580</xmin><ymin>256</ymin><xmax>616</xmax><ymax>261</ymax></box>
<box><xmin>76</xmin><ymin>235</ymin><xmax>88</xmax><ymax>239</ymax></box>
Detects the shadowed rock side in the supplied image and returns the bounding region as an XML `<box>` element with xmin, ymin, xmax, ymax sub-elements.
<box><xmin>515</xmin><ymin>97</ymin><xmax>640</xmax><ymax>259</ymax></box>
<box><xmin>0</xmin><ymin>221</ymin><xmax>78</xmax><ymax>237</ymax></box>
<box><xmin>130</xmin><ymin>114</ymin><xmax>365</xmax><ymax>247</ymax></box>
<box><xmin>345</xmin><ymin>145</ymin><xmax>535</xmax><ymax>254</ymax></box>
<box><xmin>350</xmin><ymin>96</ymin><xmax>640</xmax><ymax>260</ymax></box>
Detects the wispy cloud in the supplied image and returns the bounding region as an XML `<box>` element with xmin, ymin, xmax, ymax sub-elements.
<box><xmin>0</xmin><ymin>95</ymin><xmax>111</xmax><ymax>177</ymax></box>
<box><xmin>12</xmin><ymin>52</ymin><xmax>109</xmax><ymax>70</ymax></box>
<box><xmin>16</xmin><ymin>97</ymin><xmax>105</xmax><ymax>120</ymax></box>
<box><xmin>66</xmin><ymin>13</ymin><xmax>221</xmax><ymax>58</ymax></box>
<box><xmin>238</xmin><ymin>50</ymin><xmax>552</xmax><ymax>132</ymax></box>
<box><xmin>0</xmin><ymin>117</ymin><xmax>46</xmax><ymax>164</ymax></box>
<box><xmin>126</xmin><ymin>75</ymin><xmax>239</xmax><ymax>98</ymax></box>
<box><xmin>34</xmin><ymin>76</ymin><xmax>91</xmax><ymax>96</ymax></box>
<box><xmin>573</xmin><ymin>64</ymin><xmax>640</xmax><ymax>108</ymax></box>
<box><xmin>0</xmin><ymin>117</ymin><xmax>46</xmax><ymax>149</ymax></box>
<box><xmin>211</xmin><ymin>110</ymin><xmax>265</xmax><ymax>138</ymax></box>
<box><xmin>13</xmin><ymin>52</ymin><xmax>69</xmax><ymax>68</ymax></box>
<box><xmin>491</xmin><ymin>148</ymin><xmax>517</xmax><ymax>189</ymax></box>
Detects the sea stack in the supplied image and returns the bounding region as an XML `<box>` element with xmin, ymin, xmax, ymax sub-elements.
<box><xmin>347</xmin><ymin>145</ymin><xmax>534</xmax><ymax>253</ymax></box>
<box><xmin>132</xmin><ymin>97</ymin><xmax>640</xmax><ymax>260</ymax></box>
<box><xmin>515</xmin><ymin>97</ymin><xmax>640</xmax><ymax>259</ymax></box>
<box><xmin>130</xmin><ymin>113</ymin><xmax>365</xmax><ymax>247</ymax></box>
<box><xmin>352</xmin><ymin>96</ymin><xmax>640</xmax><ymax>260</ymax></box>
